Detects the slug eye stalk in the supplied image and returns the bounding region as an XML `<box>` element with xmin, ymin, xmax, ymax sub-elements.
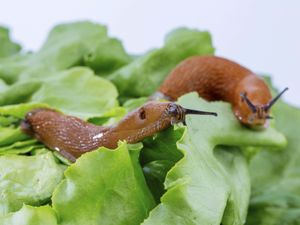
<box><xmin>240</xmin><ymin>92</ymin><xmax>257</xmax><ymax>113</ymax></box>
<box><xmin>263</xmin><ymin>87</ymin><xmax>289</xmax><ymax>111</ymax></box>
<box><xmin>167</xmin><ymin>103</ymin><xmax>217</xmax><ymax>125</ymax></box>
<box><xmin>184</xmin><ymin>108</ymin><xmax>218</xmax><ymax>117</ymax></box>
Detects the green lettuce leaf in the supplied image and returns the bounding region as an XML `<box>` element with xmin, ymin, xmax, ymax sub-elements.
<box><xmin>0</xmin><ymin>102</ymin><xmax>49</xmax><ymax>118</ymax></box>
<box><xmin>0</xmin><ymin>67</ymin><xmax>119</xmax><ymax>119</ymax></box>
<box><xmin>0</xmin><ymin>152</ymin><xmax>65</xmax><ymax>215</ymax></box>
<box><xmin>52</xmin><ymin>142</ymin><xmax>155</xmax><ymax>225</ymax></box>
<box><xmin>0</xmin><ymin>139</ymin><xmax>42</xmax><ymax>155</ymax></box>
<box><xmin>143</xmin><ymin>93</ymin><xmax>286</xmax><ymax>225</ymax></box>
<box><xmin>0</xmin><ymin>127</ymin><xmax>29</xmax><ymax>147</ymax></box>
<box><xmin>83</xmin><ymin>37</ymin><xmax>132</xmax><ymax>75</ymax></box>
<box><xmin>143</xmin><ymin>160</ymin><xmax>175</xmax><ymax>203</ymax></box>
<box><xmin>247</xmin><ymin>100</ymin><xmax>300</xmax><ymax>225</ymax></box>
<box><xmin>0</xmin><ymin>81</ymin><xmax>41</xmax><ymax>105</ymax></box>
<box><xmin>0</xmin><ymin>54</ymin><xmax>31</xmax><ymax>85</ymax></box>
<box><xmin>0</xmin><ymin>27</ymin><xmax>21</xmax><ymax>58</ymax></box>
<box><xmin>29</xmin><ymin>67</ymin><xmax>119</xmax><ymax>118</ymax></box>
<box><xmin>0</xmin><ymin>205</ymin><xmax>57</xmax><ymax>225</ymax></box>
<box><xmin>108</xmin><ymin>28</ymin><xmax>214</xmax><ymax>98</ymax></box>
<box><xmin>0</xmin><ymin>79</ymin><xmax>8</xmax><ymax>92</ymax></box>
<box><xmin>0</xmin><ymin>116</ymin><xmax>18</xmax><ymax>127</ymax></box>
<box><xmin>0</xmin><ymin>22</ymin><xmax>130</xmax><ymax>84</ymax></box>
<box><xmin>141</xmin><ymin>127</ymin><xmax>184</xmax><ymax>164</ymax></box>
<box><xmin>140</xmin><ymin>126</ymin><xmax>184</xmax><ymax>202</ymax></box>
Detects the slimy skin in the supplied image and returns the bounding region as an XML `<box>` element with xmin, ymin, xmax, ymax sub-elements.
<box><xmin>157</xmin><ymin>56</ymin><xmax>287</xmax><ymax>127</ymax></box>
<box><xmin>21</xmin><ymin>101</ymin><xmax>217</xmax><ymax>162</ymax></box>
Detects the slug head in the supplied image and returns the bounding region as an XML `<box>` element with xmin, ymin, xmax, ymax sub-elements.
<box><xmin>236</xmin><ymin>88</ymin><xmax>288</xmax><ymax>128</ymax></box>
<box><xmin>111</xmin><ymin>101</ymin><xmax>217</xmax><ymax>143</ymax></box>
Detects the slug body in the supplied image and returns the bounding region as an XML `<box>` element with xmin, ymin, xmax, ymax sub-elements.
<box><xmin>157</xmin><ymin>56</ymin><xmax>287</xmax><ymax>127</ymax></box>
<box><xmin>21</xmin><ymin>101</ymin><xmax>217</xmax><ymax>162</ymax></box>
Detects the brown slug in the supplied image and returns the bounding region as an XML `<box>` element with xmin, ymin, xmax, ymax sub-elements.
<box><xmin>21</xmin><ymin>101</ymin><xmax>217</xmax><ymax>162</ymax></box>
<box><xmin>155</xmin><ymin>55</ymin><xmax>288</xmax><ymax>127</ymax></box>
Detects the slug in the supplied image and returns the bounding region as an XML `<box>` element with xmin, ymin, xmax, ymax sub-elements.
<box><xmin>154</xmin><ymin>55</ymin><xmax>288</xmax><ymax>127</ymax></box>
<box><xmin>21</xmin><ymin>101</ymin><xmax>217</xmax><ymax>162</ymax></box>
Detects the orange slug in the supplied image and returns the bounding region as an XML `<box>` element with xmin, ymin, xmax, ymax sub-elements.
<box><xmin>21</xmin><ymin>101</ymin><xmax>217</xmax><ymax>162</ymax></box>
<box><xmin>155</xmin><ymin>55</ymin><xmax>288</xmax><ymax>127</ymax></box>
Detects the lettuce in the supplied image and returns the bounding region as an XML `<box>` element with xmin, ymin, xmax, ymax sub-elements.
<box><xmin>0</xmin><ymin>22</ymin><xmax>130</xmax><ymax>84</ymax></box>
<box><xmin>142</xmin><ymin>93</ymin><xmax>286</xmax><ymax>225</ymax></box>
<box><xmin>29</xmin><ymin>67</ymin><xmax>119</xmax><ymax>118</ymax></box>
<box><xmin>52</xmin><ymin>143</ymin><xmax>155</xmax><ymax>225</ymax></box>
<box><xmin>0</xmin><ymin>139</ymin><xmax>42</xmax><ymax>155</ymax></box>
<box><xmin>0</xmin><ymin>152</ymin><xmax>65</xmax><ymax>215</ymax></box>
<box><xmin>0</xmin><ymin>21</ymin><xmax>298</xmax><ymax>225</ymax></box>
<box><xmin>0</xmin><ymin>127</ymin><xmax>29</xmax><ymax>146</ymax></box>
<box><xmin>247</xmin><ymin>100</ymin><xmax>300</xmax><ymax>225</ymax></box>
<box><xmin>83</xmin><ymin>37</ymin><xmax>132</xmax><ymax>76</ymax></box>
<box><xmin>0</xmin><ymin>205</ymin><xmax>57</xmax><ymax>225</ymax></box>
<box><xmin>108</xmin><ymin>28</ymin><xmax>214</xmax><ymax>98</ymax></box>
<box><xmin>0</xmin><ymin>27</ymin><xmax>21</xmax><ymax>58</ymax></box>
<box><xmin>0</xmin><ymin>68</ymin><xmax>119</xmax><ymax>119</ymax></box>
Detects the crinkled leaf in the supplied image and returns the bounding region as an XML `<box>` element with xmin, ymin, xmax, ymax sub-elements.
<box><xmin>0</xmin><ymin>139</ymin><xmax>41</xmax><ymax>155</ymax></box>
<box><xmin>0</xmin><ymin>116</ymin><xmax>18</xmax><ymax>127</ymax></box>
<box><xmin>0</xmin><ymin>81</ymin><xmax>41</xmax><ymax>106</ymax></box>
<box><xmin>0</xmin><ymin>27</ymin><xmax>21</xmax><ymax>58</ymax></box>
<box><xmin>0</xmin><ymin>127</ymin><xmax>29</xmax><ymax>147</ymax></box>
<box><xmin>0</xmin><ymin>152</ymin><xmax>65</xmax><ymax>215</ymax></box>
<box><xmin>143</xmin><ymin>160</ymin><xmax>175</xmax><ymax>203</ymax></box>
<box><xmin>247</xmin><ymin>100</ymin><xmax>300</xmax><ymax>225</ymax></box>
<box><xmin>30</xmin><ymin>67</ymin><xmax>118</xmax><ymax>118</ymax></box>
<box><xmin>0</xmin><ymin>102</ymin><xmax>49</xmax><ymax>118</ymax></box>
<box><xmin>214</xmin><ymin>146</ymin><xmax>250</xmax><ymax>225</ymax></box>
<box><xmin>32</xmin><ymin>22</ymin><xmax>107</xmax><ymax>71</ymax></box>
<box><xmin>83</xmin><ymin>37</ymin><xmax>132</xmax><ymax>75</ymax></box>
<box><xmin>141</xmin><ymin>126</ymin><xmax>184</xmax><ymax>164</ymax></box>
<box><xmin>52</xmin><ymin>142</ymin><xmax>155</xmax><ymax>225</ymax></box>
<box><xmin>0</xmin><ymin>53</ymin><xmax>31</xmax><ymax>85</ymax></box>
<box><xmin>143</xmin><ymin>93</ymin><xmax>286</xmax><ymax>225</ymax></box>
<box><xmin>0</xmin><ymin>67</ymin><xmax>118</xmax><ymax>119</ymax></box>
<box><xmin>0</xmin><ymin>205</ymin><xmax>57</xmax><ymax>225</ymax></box>
<box><xmin>0</xmin><ymin>22</ymin><xmax>129</xmax><ymax>85</ymax></box>
<box><xmin>108</xmin><ymin>28</ymin><xmax>214</xmax><ymax>98</ymax></box>
<box><xmin>141</xmin><ymin>126</ymin><xmax>184</xmax><ymax>202</ymax></box>
<box><xmin>0</xmin><ymin>22</ymin><xmax>105</xmax><ymax>83</ymax></box>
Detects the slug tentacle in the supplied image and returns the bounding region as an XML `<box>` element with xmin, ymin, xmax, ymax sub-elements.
<box><xmin>263</xmin><ymin>87</ymin><xmax>289</xmax><ymax>111</ymax></box>
<box><xmin>240</xmin><ymin>92</ymin><xmax>257</xmax><ymax>113</ymax></box>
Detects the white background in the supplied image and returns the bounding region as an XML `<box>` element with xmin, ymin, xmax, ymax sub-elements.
<box><xmin>0</xmin><ymin>0</ymin><xmax>299</xmax><ymax>106</ymax></box>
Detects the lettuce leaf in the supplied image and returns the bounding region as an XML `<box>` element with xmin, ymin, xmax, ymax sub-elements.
<box><xmin>0</xmin><ymin>103</ymin><xmax>49</xmax><ymax>118</ymax></box>
<box><xmin>0</xmin><ymin>27</ymin><xmax>21</xmax><ymax>58</ymax></box>
<box><xmin>0</xmin><ymin>54</ymin><xmax>30</xmax><ymax>85</ymax></box>
<box><xmin>108</xmin><ymin>28</ymin><xmax>214</xmax><ymax>98</ymax></box>
<box><xmin>143</xmin><ymin>93</ymin><xmax>286</xmax><ymax>225</ymax></box>
<box><xmin>0</xmin><ymin>152</ymin><xmax>65</xmax><ymax>215</ymax></box>
<box><xmin>83</xmin><ymin>37</ymin><xmax>132</xmax><ymax>75</ymax></box>
<box><xmin>0</xmin><ymin>205</ymin><xmax>57</xmax><ymax>225</ymax></box>
<box><xmin>0</xmin><ymin>139</ymin><xmax>42</xmax><ymax>155</ymax></box>
<box><xmin>0</xmin><ymin>67</ymin><xmax>119</xmax><ymax>119</ymax></box>
<box><xmin>52</xmin><ymin>143</ymin><xmax>155</xmax><ymax>225</ymax></box>
<box><xmin>247</xmin><ymin>100</ymin><xmax>300</xmax><ymax>225</ymax></box>
<box><xmin>141</xmin><ymin>126</ymin><xmax>185</xmax><ymax>202</ymax></box>
<box><xmin>0</xmin><ymin>127</ymin><xmax>29</xmax><ymax>146</ymax></box>
<box><xmin>29</xmin><ymin>67</ymin><xmax>119</xmax><ymax>118</ymax></box>
<box><xmin>0</xmin><ymin>22</ymin><xmax>130</xmax><ymax>84</ymax></box>
<box><xmin>0</xmin><ymin>21</ymin><xmax>297</xmax><ymax>225</ymax></box>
